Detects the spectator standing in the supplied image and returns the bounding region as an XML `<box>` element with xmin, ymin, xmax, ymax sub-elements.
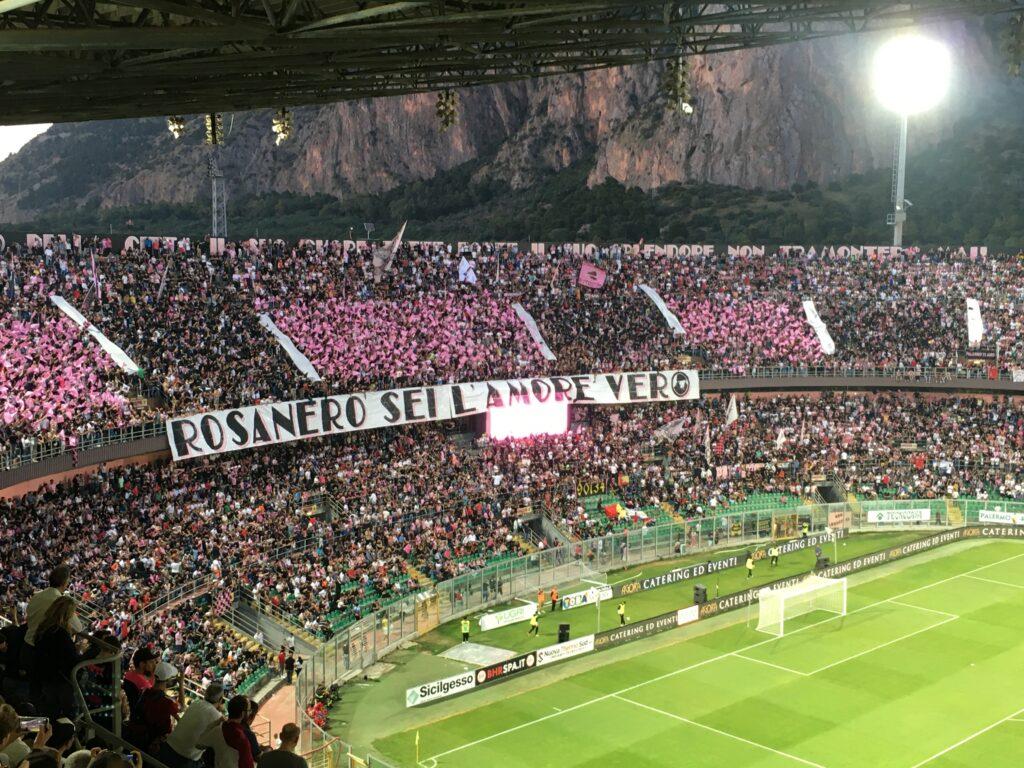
<box><xmin>128</xmin><ymin>661</ymin><xmax>184</xmax><ymax>752</ymax></box>
<box><xmin>284</xmin><ymin>654</ymin><xmax>295</xmax><ymax>685</ymax></box>
<box><xmin>256</xmin><ymin>724</ymin><xmax>306</xmax><ymax>768</ymax></box>
<box><xmin>22</xmin><ymin>565</ymin><xmax>83</xmax><ymax>698</ymax></box>
<box><xmin>163</xmin><ymin>682</ymin><xmax>225</xmax><ymax>768</ymax></box>
<box><xmin>123</xmin><ymin>648</ymin><xmax>159</xmax><ymax>716</ymax></box>
<box><xmin>242</xmin><ymin>699</ymin><xmax>263</xmax><ymax>763</ymax></box>
<box><xmin>198</xmin><ymin>696</ymin><xmax>254</xmax><ymax>768</ymax></box>
<box><xmin>32</xmin><ymin>596</ymin><xmax>83</xmax><ymax>719</ymax></box>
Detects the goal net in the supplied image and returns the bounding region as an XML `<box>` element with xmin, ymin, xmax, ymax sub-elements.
<box><xmin>755</xmin><ymin>574</ymin><xmax>847</xmax><ymax>637</ymax></box>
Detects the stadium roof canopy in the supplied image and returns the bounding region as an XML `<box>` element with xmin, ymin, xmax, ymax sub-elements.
<box><xmin>1</xmin><ymin>0</ymin><xmax>1022</xmax><ymax>125</ymax></box>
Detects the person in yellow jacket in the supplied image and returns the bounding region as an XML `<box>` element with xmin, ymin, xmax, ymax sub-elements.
<box><xmin>617</xmin><ymin>601</ymin><xmax>627</xmax><ymax>626</ymax></box>
<box><xmin>461</xmin><ymin>618</ymin><xmax>470</xmax><ymax>643</ymax></box>
<box><xmin>746</xmin><ymin>553</ymin><xmax>755</xmax><ymax>579</ymax></box>
<box><xmin>528</xmin><ymin>613</ymin><xmax>539</xmax><ymax>636</ymax></box>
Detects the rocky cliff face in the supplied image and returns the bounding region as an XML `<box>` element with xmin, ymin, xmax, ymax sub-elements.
<box><xmin>0</xmin><ymin>20</ymin><xmax>1011</xmax><ymax>223</ymax></box>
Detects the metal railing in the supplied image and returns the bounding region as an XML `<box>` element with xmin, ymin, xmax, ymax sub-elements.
<box><xmin>0</xmin><ymin>419</ymin><xmax>165</xmax><ymax>470</ymax></box>
<box><xmin>695</xmin><ymin>364</ymin><xmax>1018</xmax><ymax>383</ymax></box>
<box><xmin>5</xmin><ymin>365</ymin><xmax>1024</xmax><ymax>472</ymax></box>
<box><xmin>291</xmin><ymin>496</ymin><xmax>1024</xmax><ymax>754</ymax></box>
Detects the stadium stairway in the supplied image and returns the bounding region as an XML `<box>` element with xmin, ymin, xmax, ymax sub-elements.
<box><xmin>846</xmin><ymin>492</ymin><xmax>864</xmax><ymax>518</ymax></box>
<box><xmin>513</xmin><ymin>534</ymin><xmax>537</xmax><ymax>554</ymax></box>
<box><xmin>405</xmin><ymin>562</ymin><xmax>433</xmax><ymax>587</ymax></box>
<box><xmin>224</xmin><ymin>599</ymin><xmax>320</xmax><ymax>658</ymax></box>
<box><xmin>946</xmin><ymin>499</ymin><xmax>964</xmax><ymax>525</ymax></box>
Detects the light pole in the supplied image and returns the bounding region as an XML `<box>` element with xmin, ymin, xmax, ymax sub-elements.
<box><xmin>871</xmin><ymin>34</ymin><xmax>951</xmax><ymax>248</ymax></box>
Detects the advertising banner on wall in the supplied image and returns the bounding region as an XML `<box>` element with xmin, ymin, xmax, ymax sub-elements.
<box><xmin>536</xmin><ymin>635</ymin><xmax>595</xmax><ymax>666</ymax></box>
<box><xmin>560</xmin><ymin>585</ymin><xmax>613</xmax><ymax>611</ymax></box>
<box><xmin>978</xmin><ymin>509</ymin><xmax>1024</xmax><ymax>525</ymax></box>
<box><xmin>614</xmin><ymin>529</ymin><xmax>845</xmax><ymax>598</ymax></box>
<box><xmin>867</xmin><ymin>508</ymin><xmax>931</xmax><ymax>524</ymax></box>
<box><xmin>479</xmin><ymin>602</ymin><xmax>537</xmax><ymax>632</ymax></box>
<box><xmin>167</xmin><ymin>368</ymin><xmax>700</xmax><ymax>460</ymax></box>
<box><xmin>405</xmin><ymin>671</ymin><xmax>477</xmax><ymax>707</ymax></box>
<box><xmin>475</xmin><ymin>652</ymin><xmax>537</xmax><ymax>686</ymax></box>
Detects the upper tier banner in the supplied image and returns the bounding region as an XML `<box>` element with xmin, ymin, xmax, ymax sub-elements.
<box><xmin>166</xmin><ymin>369</ymin><xmax>700</xmax><ymax>461</ymax></box>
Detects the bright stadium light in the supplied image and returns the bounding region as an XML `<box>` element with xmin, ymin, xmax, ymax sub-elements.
<box><xmin>871</xmin><ymin>34</ymin><xmax>951</xmax><ymax>248</ymax></box>
<box><xmin>872</xmin><ymin>34</ymin><xmax>951</xmax><ymax>116</ymax></box>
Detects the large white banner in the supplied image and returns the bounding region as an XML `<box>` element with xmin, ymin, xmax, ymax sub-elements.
<box><xmin>978</xmin><ymin>509</ymin><xmax>1024</xmax><ymax>525</ymax></box>
<box><xmin>405</xmin><ymin>671</ymin><xmax>476</xmax><ymax>707</ymax></box>
<box><xmin>479</xmin><ymin>602</ymin><xmax>536</xmax><ymax>632</ymax></box>
<box><xmin>258</xmin><ymin>314</ymin><xmax>322</xmax><ymax>383</ymax></box>
<box><xmin>638</xmin><ymin>285</ymin><xmax>685</xmax><ymax>336</ymax></box>
<box><xmin>511</xmin><ymin>303</ymin><xmax>556</xmax><ymax>361</ymax></box>
<box><xmin>802</xmin><ymin>300</ymin><xmax>835</xmax><ymax>356</ymax></box>
<box><xmin>50</xmin><ymin>294</ymin><xmax>141</xmax><ymax>374</ymax></box>
<box><xmin>867</xmin><ymin>508</ymin><xmax>931</xmax><ymax>524</ymax></box>
<box><xmin>966</xmin><ymin>298</ymin><xmax>985</xmax><ymax>346</ymax></box>
<box><xmin>166</xmin><ymin>369</ymin><xmax>700</xmax><ymax>461</ymax></box>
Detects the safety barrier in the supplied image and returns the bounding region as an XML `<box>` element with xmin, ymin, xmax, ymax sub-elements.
<box><xmin>291</xmin><ymin>496</ymin><xmax>1024</xmax><ymax>756</ymax></box>
<box><xmin>5</xmin><ymin>365</ymin><xmax>1024</xmax><ymax>481</ymax></box>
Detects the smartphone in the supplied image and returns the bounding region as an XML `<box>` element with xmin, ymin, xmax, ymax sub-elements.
<box><xmin>19</xmin><ymin>717</ymin><xmax>47</xmax><ymax>731</ymax></box>
<box><xmin>122</xmin><ymin>753</ymin><xmax>137</xmax><ymax>767</ymax></box>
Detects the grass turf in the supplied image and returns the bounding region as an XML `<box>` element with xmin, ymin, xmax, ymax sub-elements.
<box><xmin>374</xmin><ymin>538</ymin><xmax>1024</xmax><ymax>768</ymax></box>
<box><xmin>416</xmin><ymin>531</ymin><xmax>926</xmax><ymax>657</ymax></box>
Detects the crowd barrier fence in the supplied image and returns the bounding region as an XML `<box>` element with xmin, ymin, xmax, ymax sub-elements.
<box><xmin>290</xmin><ymin>496</ymin><xmax>1024</xmax><ymax>754</ymax></box>
<box><xmin>4</xmin><ymin>365</ymin><xmax>1024</xmax><ymax>477</ymax></box>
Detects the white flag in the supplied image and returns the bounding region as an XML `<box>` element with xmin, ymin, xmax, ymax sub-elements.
<box><xmin>724</xmin><ymin>395</ymin><xmax>739</xmax><ymax>428</ymax></box>
<box><xmin>458</xmin><ymin>255</ymin><xmax>477</xmax><ymax>284</ymax></box>
<box><xmin>775</xmin><ymin>428</ymin><xmax>787</xmax><ymax>449</ymax></box>
<box><xmin>653</xmin><ymin>416</ymin><xmax>688</xmax><ymax>443</ymax></box>
<box><xmin>704</xmin><ymin>423</ymin><xmax>712</xmax><ymax>465</ymax></box>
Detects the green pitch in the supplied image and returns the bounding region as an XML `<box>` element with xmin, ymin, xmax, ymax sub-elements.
<box><xmin>376</xmin><ymin>539</ymin><xmax>1024</xmax><ymax>768</ymax></box>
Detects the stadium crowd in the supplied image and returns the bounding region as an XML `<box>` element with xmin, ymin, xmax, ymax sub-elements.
<box><xmin>4</xmin><ymin>391</ymin><xmax>1023</xmax><ymax>640</ymax></box>
<box><xmin>3</xmin><ymin>238</ymin><xmax>1024</xmax><ymax>459</ymax></box>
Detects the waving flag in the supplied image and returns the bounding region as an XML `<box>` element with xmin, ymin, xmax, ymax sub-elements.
<box><xmin>577</xmin><ymin>262</ymin><xmax>607</xmax><ymax>289</ymax></box>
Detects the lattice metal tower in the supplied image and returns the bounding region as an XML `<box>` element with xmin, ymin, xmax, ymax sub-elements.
<box><xmin>210</xmin><ymin>151</ymin><xmax>227</xmax><ymax>239</ymax></box>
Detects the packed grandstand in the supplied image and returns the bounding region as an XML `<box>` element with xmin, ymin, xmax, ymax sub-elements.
<box><xmin>3</xmin><ymin>234</ymin><xmax>1024</xmax><ymax>768</ymax></box>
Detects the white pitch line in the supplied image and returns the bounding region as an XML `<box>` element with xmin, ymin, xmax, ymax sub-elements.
<box><xmin>887</xmin><ymin>599</ymin><xmax>959</xmax><ymax>618</ymax></box>
<box><xmin>803</xmin><ymin>616</ymin><xmax>958</xmax><ymax>676</ymax></box>
<box><xmin>612</xmin><ymin>694</ymin><xmax>827</xmax><ymax>768</ymax></box>
<box><xmin>731</xmin><ymin>652</ymin><xmax>810</xmax><ymax>676</ymax></box>
<box><xmin>908</xmin><ymin>705</ymin><xmax>1024</xmax><ymax>768</ymax></box>
<box><xmin>963</xmin><ymin>574</ymin><xmax>1024</xmax><ymax>589</ymax></box>
<box><xmin>423</xmin><ymin>549</ymin><xmax>1024</xmax><ymax>765</ymax></box>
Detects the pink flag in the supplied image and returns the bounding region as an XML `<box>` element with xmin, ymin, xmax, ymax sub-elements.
<box><xmin>577</xmin><ymin>262</ymin><xmax>607</xmax><ymax>289</ymax></box>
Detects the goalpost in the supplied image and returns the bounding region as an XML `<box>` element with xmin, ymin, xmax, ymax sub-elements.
<box><xmin>755</xmin><ymin>574</ymin><xmax>847</xmax><ymax>637</ymax></box>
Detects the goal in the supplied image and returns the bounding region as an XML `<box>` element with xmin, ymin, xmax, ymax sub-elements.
<box><xmin>755</xmin><ymin>574</ymin><xmax>847</xmax><ymax>637</ymax></box>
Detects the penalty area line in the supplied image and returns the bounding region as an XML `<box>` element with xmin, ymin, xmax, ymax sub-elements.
<box><xmin>422</xmin><ymin>549</ymin><xmax>1024</xmax><ymax>765</ymax></box>
<box><xmin>908</xmin><ymin>705</ymin><xmax>1024</xmax><ymax>768</ymax></box>
<box><xmin>612</xmin><ymin>694</ymin><xmax>827</xmax><ymax>768</ymax></box>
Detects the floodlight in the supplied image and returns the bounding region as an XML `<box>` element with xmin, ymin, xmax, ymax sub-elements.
<box><xmin>872</xmin><ymin>34</ymin><xmax>951</xmax><ymax>116</ymax></box>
